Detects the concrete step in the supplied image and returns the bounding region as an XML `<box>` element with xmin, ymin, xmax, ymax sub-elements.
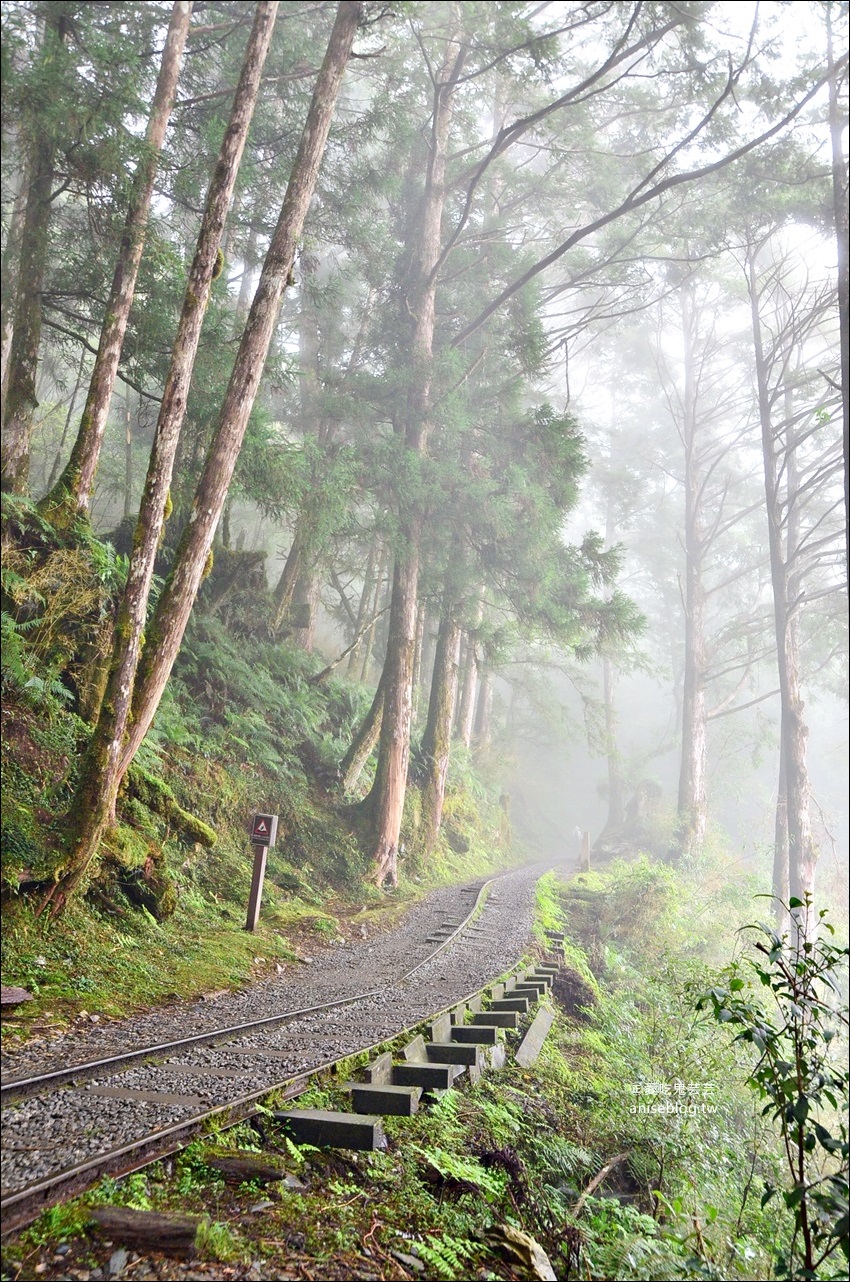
<box><xmin>512</xmin><ymin>984</ymin><xmax>547</xmax><ymax>1000</ymax></box>
<box><xmin>451</xmin><ymin>1024</ymin><xmax>499</xmax><ymax>1045</ymax></box>
<box><xmin>490</xmin><ymin>997</ymin><xmax>530</xmax><ymax>1013</ymax></box>
<box><xmin>472</xmin><ymin>1010</ymin><xmax>518</xmax><ymax>1029</ymax></box>
<box><xmin>425</xmin><ymin>1042</ymin><xmax>482</xmax><ymax>1067</ymax></box>
<box><xmin>364</xmin><ymin>1052</ymin><xmax>393</xmax><ymax>1084</ymax></box>
<box><xmin>516</xmin><ymin>1005</ymin><xmax>556</xmax><ymax>1069</ymax></box>
<box><xmin>275</xmin><ymin>1109</ymin><xmax>386</xmax><ymax>1151</ymax></box>
<box><xmin>344</xmin><ymin>1083</ymin><xmax>421</xmax><ymax>1116</ymax></box>
<box><xmin>392</xmin><ymin>1062</ymin><xmax>462</xmax><ymax>1090</ymax></box>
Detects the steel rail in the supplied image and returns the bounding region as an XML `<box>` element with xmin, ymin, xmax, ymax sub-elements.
<box><xmin>1</xmin><ymin>867</ymin><xmax>546</xmax><ymax>1230</ymax></box>
<box><xmin>1</xmin><ymin>875</ymin><xmax>496</xmax><ymax>1102</ymax></box>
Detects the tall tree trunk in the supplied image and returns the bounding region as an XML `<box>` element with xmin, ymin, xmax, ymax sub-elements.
<box><xmin>0</xmin><ymin>152</ymin><xmax>29</xmax><ymax>419</ymax></box>
<box><xmin>673</xmin><ymin>285</ymin><xmax>707</xmax><ymax>859</ymax></box>
<box><xmin>748</xmin><ymin>249</ymin><xmax>817</xmax><ymax>924</ymax></box>
<box><xmin>364</xmin><ymin>32</ymin><xmax>464</xmax><ymax>885</ymax></box>
<box><xmin>825</xmin><ymin>5</ymin><xmax>849</xmax><ymax>582</ymax></box>
<box><xmin>118</xmin><ymin>0</ymin><xmax>362</xmax><ymax>780</ymax></box>
<box><xmin>291</xmin><ymin>569</ymin><xmax>319</xmax><ymax>651</ymax></box>
<box><xmin>420</xmin><ymin>602</ymin><xmax>461</xmax><ymax>855</ymax></box>
<box><xmin>456</xmin><ymin>597</ymin><xmax>482</xmax><ymax>747</ymax></box>
<box><xmin>602</xmin><ymin>657</ymin><xmax>625</xmax><ymax>830</ymax></box>
<box><xmin>0</xmin><ymin>5</ymin><xmax>67</xmax><ymax>493</ymax></box>
<box><xmin>43</xmin><ymin>0</ymin><xmax>192</xmax><ymax>519</ymax></box>
<box><xmin>473</xmin><ymin>666</ymin><xmax>493</xmax><ymax>748</ymax></box>
<box><xmin>273</xmin><ymin>249</ymin><xmax>325</xmax><ymax>632</ymax></box>
<box><xmin>123</xmin><ymin>396</ymin><xmax>134</xmax><ymax>519</ymax></box>
<box><xmin>411</xmin><ymin>601</ymin><xmax>426</xmax><ymax>721</ymax></box>
<box><xmin>340</xmin><ymin>667</ymin><xmax>386</xmax><ymax>792</ymax></box>
<box><xmin>45</xmin><ymin>350</ymin><xmax>87</xmax><ymax>493</ymax></box>
<box><xmin>347</xmin><ymin>534</ymin><xmax>379</xmax><ymax>674</ymax></box>
<box><xmin>360</xmin><ymin>544</ymin><xmax>388</xmax><ymax>681</ymax></box>
<box><xmin>37</xmin><ymin>2</ymin><xmax>282</xmax><ymax>916</ymax></box>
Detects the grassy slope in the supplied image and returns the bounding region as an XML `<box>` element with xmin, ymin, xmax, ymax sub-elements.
<box><xmin>2</xmin><ymin>596</ymin><xmax>514</xmax><ymax>1046</ymax></box>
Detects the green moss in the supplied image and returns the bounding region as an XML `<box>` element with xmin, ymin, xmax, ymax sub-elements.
<box><xmin>127</xmin><ymin>765</ymin><xmax>217</xmax><ymax>847</ymax></box>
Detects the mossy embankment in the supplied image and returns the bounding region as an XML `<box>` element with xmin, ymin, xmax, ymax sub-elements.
<box><xmin>3</xmin><ymin>859</ymin><xmax>806</xmax><ymax>1282</ymax></box>
<box><xmin>1</xmin><ymin>497</ymin><xmax>518</xmax><ymax>1044</ymax></box>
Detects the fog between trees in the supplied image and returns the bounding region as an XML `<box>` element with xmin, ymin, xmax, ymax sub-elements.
<box><xmin>0</xmin><ymin>0</ymin><xmax>846</xmax><ymax>912</ymax></box>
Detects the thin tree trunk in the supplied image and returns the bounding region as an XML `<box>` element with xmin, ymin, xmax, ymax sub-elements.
<box><xmin>473</xmin><ymin>666</ymin><xmax>493</xmax><ymax>747</ymax></box>
<box><xmin>45</xmin><ymin>351</ymin><xmax>87</xmax><ymax>493</ymax></box>
<box><xmin>347</xmin><ymin>534</ymin><xmax>379</xmax><ymax>674</ymax></box>
<box><xmin>420</xmin><ymin>602</ymin><xmax>461</xmax><ymax>855</ymax></box>
<box><xmin>602</xmin><ymin>657</ymin><xmax>625</xmax><ymax>830</ymax></box>
<box><xmin>340</xmin><ymin>667</ymin><xmax>386</xmax><ymax>792</ymax></box>
<box><xmin>456</xmin><ymin>598</ymin><xmax>482</xmax><ymax>747</ymax></box>
<box><xmin>673</xmin><ymin>285</ymin><xmax>707</xmax><ymax>859</ymax></box>
<box><xmin>1</xmin><ymin>6</ymin><xmax>67</xmax><ymax>494</ymax></box>
<box><xmin>118</xmin><ymin>1</ymin><xmax>362</xmax><ymax>780</ymax></box>
<box><xmin>123</xmin><ymin>396</ymin><xmax>134</xmax><ymax>519</ymax></box>
<box><xmin>360</xmin><ymin>545</ymin><xmax>388</xmax><ymax>682</ymax></box>
<box><xmin>37</xmin><ymin>3</ymin><xmax>282</xmax><ymax>916</ymax></box>
<box><xmin>411</xmin><ymin>600</ymin><xmax>426</xmax><ymax>721</ymax></box>
<box><xmin>364</xmin><ymin>32</ymin><xmax>464</xmax><ymax>885</ymax></box>
<box><xmin>825</xmin><ymin>5</ymin><xmax>849</xmax><ymax>582</ymax></box>
<box><xmin>748</xmin><ymin>248</ymin><xmax>817</xmax><ymax>924</ymax></box>
<box><xmin>43</xmin><ymin>1</ymin><xmax>192</xmax><ymax>519</ymax></box>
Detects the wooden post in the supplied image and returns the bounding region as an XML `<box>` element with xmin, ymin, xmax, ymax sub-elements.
<box><xmin>245</xmin><ymin>812</ymin><xmax>278</xmax><ymax>931</ymax></box>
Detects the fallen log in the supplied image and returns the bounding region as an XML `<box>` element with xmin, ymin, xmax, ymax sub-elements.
<box><xmin>88</xmin><ymin>1206</ymin><xmax>201</xmax><ymax>1255</ymax></box>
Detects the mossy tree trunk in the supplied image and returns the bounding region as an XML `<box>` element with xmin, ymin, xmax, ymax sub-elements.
<box><xmin>117</xmin><ymin>0</ymin><xmax>362</xmax><ymax>780</ymax></box>
<box><xmin>0</xmin><ymin>5</ymin><xmax>68</xmax><ymax>494</ymax></box>
<box><xmin>42</xmin><ymin>0</ymin><xmax>192</xmax><ymax>520</ymax></box>
<box><xmin>38</xmin><ymin>2</ymin><xmax>281</xmax><ymax>916</ymax></box>
<box><xmin>420</xmin><ymin>600</ymin><xmax>461</xmax><ymax>856</ymax></box>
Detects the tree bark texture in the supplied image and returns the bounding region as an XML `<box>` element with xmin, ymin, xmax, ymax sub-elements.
<box><xmin>119</xmin><ymin>0</ymin><xmax>362</xmax><ymax>781</ymax></box>
<box><xmin>0</xmin><ymin>149</ymin><xmax>29</xmax><ymax>420</ymax></box>
<box><xmin>364</xmin><ymin>32</ymin><xmax>464</xmax><ymax>885</ymax></box>
<box><xmin>420</xmin><ymin>605</ymin><xmax>461</xmax><ymax>856</ymax></box>
<box><xmin>38</xmin><ymin>2</ymin><xmax>280</xmax><ymax>914</ymax></box>
<box><xmin>340</xmin><ymin>667</ymin><xmax>386</xmax><ymax>793</ymax></box>
<box><xmin>46</xmin><ymin>0</ymin><xmax>193</xmax><ymax>518</ymax></box>
<box><xmin>0</xmin><ymin>6</ymin><xmax>67</xmax><ymax>493</ymax></box>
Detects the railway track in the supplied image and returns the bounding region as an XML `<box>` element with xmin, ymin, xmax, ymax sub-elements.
<box><xmin>1</xmin><ymin>862</ymin><xmax>554</xmax><ymax>1234</ymax></box>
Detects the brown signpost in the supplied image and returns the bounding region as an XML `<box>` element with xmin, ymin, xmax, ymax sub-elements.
<box><xmin>245</xmin><ymin>813</ymin><xmax>278</xmax><ymax>932</ymax></box>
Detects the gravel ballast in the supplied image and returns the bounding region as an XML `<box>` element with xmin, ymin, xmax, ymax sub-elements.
<box><xmin>1</xmin><ymin>863</ymin><xmax>559</xmax><ymax>1198</ymax></box>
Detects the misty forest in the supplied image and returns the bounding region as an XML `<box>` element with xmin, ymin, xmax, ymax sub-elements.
<box><xmin>0</xmin><ymin>2</ymin><xmax>848</xmax><ymax>1280</ymax></box>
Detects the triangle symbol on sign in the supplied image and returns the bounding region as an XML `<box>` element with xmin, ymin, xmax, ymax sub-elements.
<box><xmin>256</xmin><ymin>821</ymin><xmax>268</xmax><ymax>833</ymax></box>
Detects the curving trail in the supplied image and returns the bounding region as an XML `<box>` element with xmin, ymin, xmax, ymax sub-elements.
<box><xmin>1</xmin><ymin>862</ymin><xmax>561</xmax><ymax>1230</ymax></box>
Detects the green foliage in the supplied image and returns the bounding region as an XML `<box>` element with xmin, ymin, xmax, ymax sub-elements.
<box><xmin>697</xmin><ymin>901</ymin><xmax>850</xmax><ymax>1279</ymax></box>
<box><xmin>413</xmin><ymin>1233</ymin><xmax>481</xmax><ymax>1279</ymax></box>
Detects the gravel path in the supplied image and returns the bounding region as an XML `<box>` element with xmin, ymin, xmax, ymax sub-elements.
<box><xmin>1</xmin><ymin>862</ymin><xmax>557</xmax><ymax>1199</ymax></box>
